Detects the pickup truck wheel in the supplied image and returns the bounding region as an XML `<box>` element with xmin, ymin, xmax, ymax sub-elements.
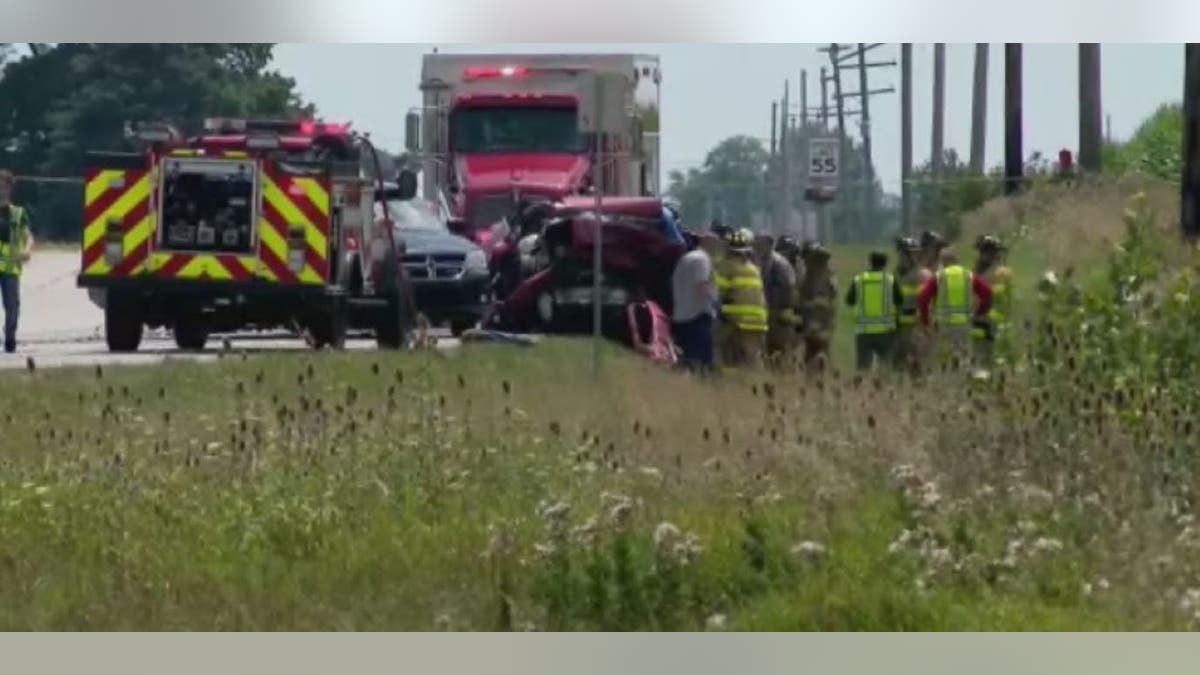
<box><xmin>173</xmin><ymin>314</ymin><xmax>209</xmax><ymax>351</ymax></box>
<box><xmin>104</xmin><ymin>296</ymin><xmax>143</xmax><ymax>353</ymax></box>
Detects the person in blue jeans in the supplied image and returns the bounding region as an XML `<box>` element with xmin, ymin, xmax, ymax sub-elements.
<box><xmin>0</xmin><ymin>169</ymin><xmax>34</xmax><ymax>354</ymax></box>
<box><xmin>670</xmin><ymin>231</ymin><xmax>721</xmax><ymax>373</ymax></box>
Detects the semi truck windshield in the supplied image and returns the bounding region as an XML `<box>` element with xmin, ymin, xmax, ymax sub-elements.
<box><xmin>451</xmin><ymin>106</ymin><xmax>584</xmax><ymax>154</ymax></box>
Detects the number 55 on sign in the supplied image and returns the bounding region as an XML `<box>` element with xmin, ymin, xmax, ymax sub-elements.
<box><xmin>808</xmin><ymin>138</ymin><xmax>840</xmax><ymax>178</ymax></box>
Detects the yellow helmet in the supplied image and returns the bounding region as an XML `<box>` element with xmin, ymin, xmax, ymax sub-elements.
<box><xmin>729</xmin><ymin>228</ymin><xmax>754</xmax><ymax>251</ymax></box>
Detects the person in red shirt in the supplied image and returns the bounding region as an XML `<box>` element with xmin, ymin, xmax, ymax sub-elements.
<box><xmin>917</xmin><ymin>249</ymin><xmax>993</xmax><ymax>366</ymax></box>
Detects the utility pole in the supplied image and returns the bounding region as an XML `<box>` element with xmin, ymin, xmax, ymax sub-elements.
<box><xmin>800</xmin><ymin>70</ymin><xmax>809</xmax><ymax>129</ymax></box>
<box><xmin>1182</xmin><ymin>44</ymin><xmax>1200</xmax><ymax>240</ymax></box>
<box><xmin>799</xmin><ymin>69</ymin><xmax>810</xmax><ymax>237</ymax></box>
<box><xmin>780</xmin><ymin>80</ymin><xmax>791</xmax><ymax>236</ymax></box>
<box><xmin>1005</xmin><ymin>43</ymin><xmax>1024</xmax><ymax>195</ymax></box>
<box><xmin>932</xmin><ymin>43</ymin><xmax>946</xmax><ymax>178</ymax></box>
<box><xmin>901</xmin><ymin>43</ymin><xmax>913</xmax><ymax>235</ymax></box>
<box><xmin>819</xmin><ymin>66</ymin><xmax>830</xmax><ymax>128</ymax></box>
<box><xmin>829</xmin><ymin>44</ymin><xmax>850</xmax><ymax>240</ymax></box>
<box><xmin>1079</xmin><ymin>43</ymin><xmax>1103</xmax><ymax>173</ymax></box>
<box><xmin>770</xmin><ymin>100</ymin><xmax>778</xmax><ymax>157</ymax></box>
<box><xmin>970</xmin><ymin>44</ymin><xmax>989</xmax><ymax>175</ymax></box>
<box><xmin>856</xmin><ymin>43</ymin><xmax>875</xmax><ymax>227</ymax></box>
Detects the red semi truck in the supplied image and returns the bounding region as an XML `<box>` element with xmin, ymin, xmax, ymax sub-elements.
<box><xmin>404</xmin><ymin>52</ymin><xmax>662</xmax><ymax>255</ymax></box>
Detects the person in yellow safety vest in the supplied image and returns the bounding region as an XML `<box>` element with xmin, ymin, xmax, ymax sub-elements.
<box><xmin>752</xmin><ymin>232</ymin><xmax>799</xmax><ymax>368</ymax></box>
<box><xmin>891</xmin><ymin>237</ymin><xmax>927</xmax><ymax>374</ymax></box>
<box><xmin>0</xmin><ymin>169</ymin><xmax>35</xmax><ymax>354</ymax></box>
<box><xmin>917</xmin><ymin>249</ymin><xmax>994</xmax><ymax>368</ymax></box>
<box><xmin>714</xmin><ymin>228</ymin><xmax>768</xmax><ymax>370</ymax></box>
<box><xmin>797</xmin><ymin>241</ymin><xmax>838</xmax><ymax>372</ymax></box>
<box><xmin>972</xmin><ymin>234</ymin><xmax>1013</xmax><ymax>364</ymax></box>
<box><xmin>845</xmin><ymin>251</ymin><xmax>903</xmax><ymax>370</ymax></box>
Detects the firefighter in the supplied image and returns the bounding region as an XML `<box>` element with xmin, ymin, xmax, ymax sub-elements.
<box><xmin>0</xmin><ymin>169</ymin><xmax>34</xmax><ymax>354</ymax></box>
<box><xmin>972</xmin><ymin>234</ymin><xmax>1013</xmax><ymax>364</ymax></box>
<box><xmin>917</xmin><ymin>248</ymin><xmax>993</xmax><ymax>368</ymax></box>
<box><xmin>797</xmin><ymin>241</ymin><xmax>838</xmax><ymax>371</ymax></box>
<box><xmin>919</xmin><ymin>230</ymin><xmax>947</xmax><ymax>274</ymax></box>
<box><xmin>753</xmin><ymin>232</ymin><xmax>799</xmax><ymax>368</ymax></box>
<box><xmin>846</xmin><ymin>251</ymin><xmax>902</xmax><ymax>370</ymax></box>
<box><xmin>714</xmin><ymin>228</ymin><xmax>768</xmax><ymax>370</ymax></box>
<box><xmin>892</xmin><ymin>236</ymin><xmax>927</xmax><ymax>373</ymax></box>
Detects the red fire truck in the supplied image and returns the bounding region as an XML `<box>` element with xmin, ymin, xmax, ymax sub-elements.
<box><xmin>77</xmin><ymin>117</ymin><xmax>417</xmax><ymax>352</ymax></box>
<box><xmin>405</xmin><ymin>52</ymin><xmax>662</xmax><ymax>253</ymax></box>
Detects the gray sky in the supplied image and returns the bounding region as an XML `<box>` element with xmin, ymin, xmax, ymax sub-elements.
<box><xmin>271</xmin><ymin>43</ymin><xmax>1185</xmax><ymax>195</ymax></box>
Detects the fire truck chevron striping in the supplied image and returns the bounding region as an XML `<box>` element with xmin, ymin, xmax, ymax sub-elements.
<box><xmin>81</xmin><ymin>167</ymin><xmax>154</xmax><ymax>278</ymax></box>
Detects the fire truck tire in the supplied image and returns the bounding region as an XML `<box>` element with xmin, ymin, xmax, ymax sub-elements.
<box><xmin>310</xmin><ymin>301</ymin><xmax>348</xmax><ymax>350</ymax></box>
<box><xmin>104</xmin><ymin>298</ymin><xmax>143</xmax><ymax>353</ymax></box>
<box><xmin>173</xmin><ymin>314</ymin><xmax>209</xmax><ymax>351</ymax></box>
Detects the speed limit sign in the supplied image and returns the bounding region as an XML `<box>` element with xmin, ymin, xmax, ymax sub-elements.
<box><xmin>809</xmin><ymin>137</ymin><xmax>840</xmax><ymax>178</ymax></box>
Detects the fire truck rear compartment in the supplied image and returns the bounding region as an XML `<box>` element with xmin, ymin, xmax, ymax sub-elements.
<box><xmin>158</xmin><ymin>158</ymin><xmax>256</xmax><ymax>254</ymax></box>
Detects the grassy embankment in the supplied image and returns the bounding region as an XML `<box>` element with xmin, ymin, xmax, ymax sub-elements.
<box><xmin>1</xmin><ymin>176</ymin><xmax>1199</xmax><ymax>630</ymax></box>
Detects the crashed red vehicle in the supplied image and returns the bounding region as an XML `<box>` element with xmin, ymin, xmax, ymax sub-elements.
<box><xmin>483</xmin><ymin>196</ymin><xmax>692</xmax><ymax>360</ymax></box>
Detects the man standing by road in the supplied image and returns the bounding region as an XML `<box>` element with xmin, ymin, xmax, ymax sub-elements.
<box><xmin>753</xmin><ymin>233</ymin><xmax>799</xmax><ymax>368</ymax></box>
<box><xmin>846</xmin><ymin>251</ymin><xmax>902</xmax><ymax>370</ymax></box>
<box><xmin>917</xmin><ymin>248</ymin><xmax>993</xmax><ymax>368</ymax></box>
<box><xmin>0</xmin><ymin>170</ymin><xmax>34</xmax><ymax>354</ymax></box>
<box><xmin>797</xmin><ymin>242</ymin><xmax>838</xmax><ymax>371</ymax></box>
<box><xmin>670</xmin><ymin>231</ymin><xmax>721</xmax><ymax>373</ymax></box>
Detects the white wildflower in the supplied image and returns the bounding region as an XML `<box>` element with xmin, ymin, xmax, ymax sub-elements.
<box><xmin>916</xmin><ymin>481</ymin><xmax>942</xmax><ymax>510</ymax></box>
<box><xmin>639</xmin><ymin>466</ymin><xmax>663</xmax><ymax>482</ymax></box>
<box><xmin>706</xmin><ymin>614</ymin><xmax>728</xmax><ymax>631</ymax></box>
<box><xmin>654</xmin><ymin>521</ymin><xmax>682</xmax><ymax>549</ymax></box>
<box><xmin>1031</xmin><ymin>537</ymin><xmax>1064</xmax><ymax>555</ymax></box>
<box><xmin>538</xmin><ymin>500</ymin><xmax>572</xmax><ymax>523</ymax></box>
<box><xmin>791</xmin><ymin>540</ymin><xmax>827</xmax><ymax>560</ymax></box>
<box><xmin>673</xmin><ymin>533</ymin><xmax>705</xmax><ymax>566</ymax></box>
<box><xmin>1178</xmin><ymin>588</ymin><xmax>1200</xmax><ymax>614</ymax></box>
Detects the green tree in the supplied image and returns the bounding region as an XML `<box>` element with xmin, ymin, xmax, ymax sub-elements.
<box><xmin>1104</xmin><ymin>103</ymin><xmax>1182</xmax><ymax>181</ymax></box>
<box><xmin>667</xmin><ymin>134</ymin><xmax>769</xmax><ymax>228</ymax></box>
<box><xmin>0</xmin><ymin>43</ymin><xmax>313</xmax><ymax>241</ymax></box>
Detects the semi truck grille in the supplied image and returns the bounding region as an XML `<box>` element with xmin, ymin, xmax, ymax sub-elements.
<box><xmin>402</xmin><ymin>253</ymin><xmax>466</xmax><ymax>280</ymax></box>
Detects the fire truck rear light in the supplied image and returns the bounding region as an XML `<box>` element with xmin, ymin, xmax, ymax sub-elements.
<box><xmin>107</xmin><ymin>176</ymin><xmax>126</xmax><ymax>189</ymax></box>
<box><xmin>288</xmin><ymin>249</ymin><xmax>305</xmax><ymax>272</ymax></box>
<box><xmin>105</xmin><ymin>241</ymin><xmax>123</xmax><ymax>265</ymax></box>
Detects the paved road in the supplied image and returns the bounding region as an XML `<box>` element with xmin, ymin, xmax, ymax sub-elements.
<box><xmin>0</xmin><ymin>250</ymin><xmax>455</xmax><ymax>371</ymax></box>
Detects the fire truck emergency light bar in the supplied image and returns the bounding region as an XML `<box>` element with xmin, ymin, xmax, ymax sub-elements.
<box><xmin>462</xmin><ymin>66</ymin><xmax>529</xmax><ymax>80</ymax></box>
<box><xmin>203</xmin><ymin>118</ymin><xmax>352</xmax><ymax>137</ymax></box>
<box><xmin>462</xmin><ymin>65</ymin><xmax>594</xmax><ymax>81</ymax></box>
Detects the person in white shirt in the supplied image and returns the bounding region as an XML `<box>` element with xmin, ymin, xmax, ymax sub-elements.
<box><xmin>670</xmin><ymin>231</ymin><xmax>721</xmax><ymax>373</ymax></box>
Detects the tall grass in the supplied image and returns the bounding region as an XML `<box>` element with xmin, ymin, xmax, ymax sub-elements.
<box><xmin>0</xmin><ymin>189</ymin><xmax>1197</xmax><ymax>630</ymax></box>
